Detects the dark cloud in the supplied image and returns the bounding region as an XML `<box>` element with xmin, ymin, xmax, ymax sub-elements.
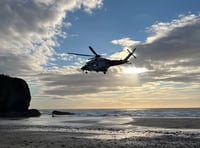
<box><xmin>126</xmin><ymin>15</ymin><xmax>200</xmax><ymax>84</ymax></box>
<box><xmin>39</xmin><ymin>72</ymin><xmax>139</xmax><ymax>96</ymax></box>
<box><xmin>135</xmin><ymin>21</ymin><xmax>200</xmax><ymax>63</ymax></box>
<box><xmin>0</xmin><ymin>54</ymin><xmax>34</xmax><ymax>76</ymax></box>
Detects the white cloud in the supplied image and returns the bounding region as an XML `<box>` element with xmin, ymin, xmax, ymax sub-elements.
<box><xmin>146</xmin><ymin>14</ymin><xmax>200</xmax><ymax>43</ymax></box>
<box><xmin>111</xmin><ymin>37</ymin><xmax>141</xmax><ymax>47</ymax></box>
<box><xmin>0</xmin><ymin>0</ymin><xmax>103</xmax><ymax>77</ymax></box>
<box><xmin>110</xmin><ymin>38</ymin><xmax>139</xmax><ymax>60</ymax></box>
<box><xmin>82</xmin><ymin>0</ymin><xmax>103</xmax><ymax>13</ymax></box>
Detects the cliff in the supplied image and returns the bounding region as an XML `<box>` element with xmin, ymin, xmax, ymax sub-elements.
<box><xmin>0</xmin><ymin>74</ymin><xmax>40</xmax><ymax>117</ymax></box>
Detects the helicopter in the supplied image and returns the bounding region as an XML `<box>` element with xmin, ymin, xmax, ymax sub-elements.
<box><xmin>68</xmin><ymin>46</ymin><xmax>136</xmax><ymax>74</ymax></box>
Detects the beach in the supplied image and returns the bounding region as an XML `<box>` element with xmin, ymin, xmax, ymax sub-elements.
<box><xmin>0</xmin><ymin>116</ymin><xmax>200</xmax><ymax>148</ymax></box>
<box><xmin>130</xmin><ymin>118</ymin><xmax>200</xmax><ymax>129</ymax></box>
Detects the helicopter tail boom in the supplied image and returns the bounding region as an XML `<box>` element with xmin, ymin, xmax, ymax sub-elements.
<box><xmin>109</xmin><ymin>48</ymin><xmax>136</xmax><ymax>66</ymax></box>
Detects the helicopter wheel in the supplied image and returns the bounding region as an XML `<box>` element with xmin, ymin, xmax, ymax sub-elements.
<box><xmin>85</xmin><ymin>71</ymin><xmax>88</xmax><ymax>74</ymax></box>
<box><xmin>103</xmin><ymin>71</ymin><xmax>106</xmax><ymax>74</ymax></box>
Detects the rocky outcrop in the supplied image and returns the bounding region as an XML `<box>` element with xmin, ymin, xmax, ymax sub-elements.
<box><xmin>52</xmin><ymin>110</ymin><xmax>75</xmax><ymax>117</ymax></box>
<box><xmin>0</xmin><ymin>74</ymin><xmax>40</xmax><ymax>117</ymax></box>
<box><xmin>0</xmin><ymin>109</ymin><xmax>41</xmax><ymax>117</ymax></box>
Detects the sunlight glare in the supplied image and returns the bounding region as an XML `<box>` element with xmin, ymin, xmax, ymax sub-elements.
<box><xmin>123</xmin><ymin>67</ymin><xmax>147</xmax><ymax>74</ymax></box>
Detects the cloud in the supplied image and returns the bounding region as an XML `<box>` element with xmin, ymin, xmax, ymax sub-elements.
<box><xmin>111</xmin><ymin>37</ymin><xmax>141</xmax><ymax>47</ymax></box>
<box><xmin>111</xmin><ymin>14</ymin><xmax>200</xmax><ymax>84</ymax></box>
<box><xmin>146</xmin><ymin>14</ymin><xmax>200</xmax><ymax>43</ymax></box>
<box><xmin>35</xmin><ymin>13</ymin><xmax>200</xmax><ymax>101</ymax></box>
<box><xmin>39</xmin><ymin>71</ymin><xmax>139</xmax><ymax>97</ymax></box>
<box><xmin>0</xmin><ymin>0</ymin><xmax>103</xmax><ymax>77</ymax></box>
<box><xmin>110</xmin><ymin>38</ymin><xmax>140</xmax><ymax>60</ymax></box>
<box><xmin>81</xmin><ymin>0</ymin><xmax>103</xmax><ymax>13</ymax></box>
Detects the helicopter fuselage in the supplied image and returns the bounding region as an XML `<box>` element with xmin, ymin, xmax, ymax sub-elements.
<box><xmin>81</xmin><ymin>57</ymin><xmax>128</xmax><ymax>74</ymax></box>
<box><xmin>81</xmin><ymin>58</ymin><xmax>109</xmax><ymax>73</ymax></box>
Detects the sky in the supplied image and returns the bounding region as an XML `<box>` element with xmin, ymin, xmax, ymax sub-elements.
<box><xmin>0</xmin><ymin>0</ymin><xmax>200</xmax><ymax>109</ymax></box>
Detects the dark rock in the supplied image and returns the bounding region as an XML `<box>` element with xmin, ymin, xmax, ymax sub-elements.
<box><xmin>0</xmin><ymin>109</ymin><xmax>41</xmax><ymax>118</ymax></box>
<box><xmin>24</xmin><ymin>109</ymin><xmax>41</xmax><ymax>117</ymax></box>
<box><xmin>0</xmin><ymin>74</ymin><xmax>40</xmax><ymax>117</ymax></box>
<box><xmin>52</xmin><ymin>110</ymin><xmax>75</xmax><ymax>117</ymax></box>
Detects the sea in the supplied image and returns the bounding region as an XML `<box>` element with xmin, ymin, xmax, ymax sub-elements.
<box><xmin>48</xmin><ymin>108</ymin><xmax>200</xmax><ymax>118</ymax></box>
<box><xmin>0</xmin><ymin>108</ymin><xmax>200</xmax><ymax>139</ymax></box>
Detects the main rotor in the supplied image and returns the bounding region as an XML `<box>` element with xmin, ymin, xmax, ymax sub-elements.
<box><xmin>68</xmin><ymin>46</ymin><xmax>101</xmax><ymax>59</ymax></box>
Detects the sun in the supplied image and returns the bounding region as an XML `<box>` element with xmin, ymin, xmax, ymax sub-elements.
<box><xmin>123</xmin><ymin>67</ymin><xmax>147</xmax><ymax>74</ymax></box>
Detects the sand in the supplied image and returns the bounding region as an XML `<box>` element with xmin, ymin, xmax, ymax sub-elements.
<box><xmin>130</xmin><ymin>118</ymin><xmax>200</xmax><ymax>129</ymax></box>
<box><xmin>0</xmin><ymin>118</ymin><xmax>200</xmax><ymax>148</ymax></box>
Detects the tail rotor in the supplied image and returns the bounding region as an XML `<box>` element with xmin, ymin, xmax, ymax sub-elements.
<box><xmin>127</xmin><ymin>48</ymin><xmax>136</xmax><ymax>59</ymax></box>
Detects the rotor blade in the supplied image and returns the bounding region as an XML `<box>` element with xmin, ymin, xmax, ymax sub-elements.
<box><xmin>127</xmin><ymin>48</ymin><xmax>136</xmax><ymax>59</ymax></box>
<box><xmin>132</xmin><ymin>48</ymin><xmax>136</xmax><ymax>59</ymax></box>
<box><xmin>89</xmin><ymin>46</ymin><xmax>98</xmax><ymax>56</ymax></box>
<box><xmin>68</xmin><ymin>52</ymin><xmax>93</xmax><ymax>57</ymax></box>
<box><xmin>127</xmin><ymin>49</ymin><xmax>132</xmax><ymax>54</ymax></box>
<box><xmin>127</xmin><ymin>48</ymin><xmax>136</xmax><ymax>53</ymax></box>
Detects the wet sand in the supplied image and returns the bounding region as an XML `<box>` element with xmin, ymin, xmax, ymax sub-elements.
<box><xmin>130</xmin><ymin>118</ymin><xmax>200</xmax><ymax>129</ymax></box>
<box><xmin>0</xmin><ymin>118</ymin><xmax>200</xmax><ymax>148</ymax></box>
